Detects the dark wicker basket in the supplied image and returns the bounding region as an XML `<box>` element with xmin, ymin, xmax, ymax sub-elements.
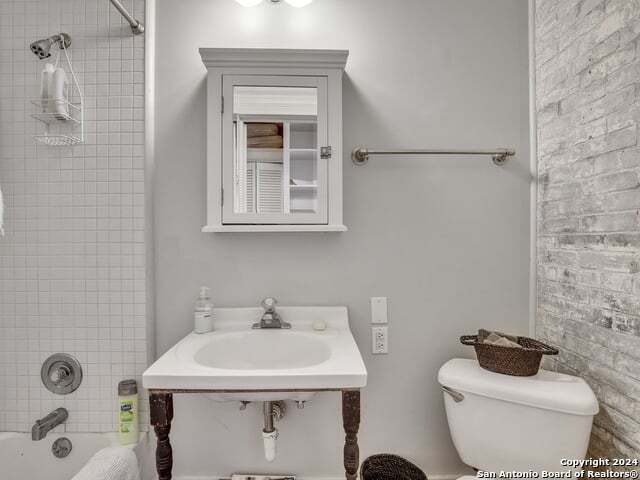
<box><xmin>361</xmin><ymin>454</ymin><xmax>427</xmax><ymax>480</ymax></box>
<box><xmin>460</xmin><ymin>334</ymin><xmax>559</xmax><ymax>376</ymax></box>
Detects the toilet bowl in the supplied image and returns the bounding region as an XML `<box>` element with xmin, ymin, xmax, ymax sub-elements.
<box><xmin>438</xmin><ymin>359</ymin><xmax>599</xmax><ymax>476</ymax></box>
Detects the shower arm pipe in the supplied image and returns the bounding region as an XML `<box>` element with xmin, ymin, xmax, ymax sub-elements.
<box><xmin>109</xmin><ymin>0</ymin><xmax>145</xmax><ymax>34</ymax></box>
<box><xmin>351</xmin><ymin>147</ymin><xmax>516</xmax><ymax>166</ymax></box>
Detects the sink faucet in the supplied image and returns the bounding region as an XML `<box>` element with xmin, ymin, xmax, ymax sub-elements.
<box><xmin>252</xmin><ymin>298</ymin><xmax>291</xmax><ymax>329</ymax></box>
<box><xmin>32</xmin><ymin>407</ymin><xmax>68</xmax><ymax>441</ymax></box>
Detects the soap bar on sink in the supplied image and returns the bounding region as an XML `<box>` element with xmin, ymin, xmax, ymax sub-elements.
<box><xmin>312</xmin><ymin>319</ymin><xmax>327</xmax><ymax>331</ymax></box>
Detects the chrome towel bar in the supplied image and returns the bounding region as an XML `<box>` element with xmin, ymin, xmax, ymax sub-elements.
<box><xmin>351</xmin><ymin>147</ymin><xmax>515</xmax><ymax>166</ymax></box>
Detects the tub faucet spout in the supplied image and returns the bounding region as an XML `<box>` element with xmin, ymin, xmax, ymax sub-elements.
<box><xmin>32</xmin><ymin>407</ymin><xmax>68</xmax><ymax>441</ymax></box>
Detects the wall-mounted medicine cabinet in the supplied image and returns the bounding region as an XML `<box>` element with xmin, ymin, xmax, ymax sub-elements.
<box><xmin>200</xmin><ymin>48</ymin><xmax>348</xmax><ymax>232</ymax></box>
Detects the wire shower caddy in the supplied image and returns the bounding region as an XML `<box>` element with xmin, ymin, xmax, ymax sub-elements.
<box><xmin>31</xmin><ymin>42</ymin><xmax>84</xmax><ymax>146</ymax></box>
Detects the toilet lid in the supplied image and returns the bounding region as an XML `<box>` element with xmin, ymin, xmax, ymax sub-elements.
<box><xmin>438</xmin><ymin>359</ymin><xmax>599</xmax><ymax>416</ymax></box>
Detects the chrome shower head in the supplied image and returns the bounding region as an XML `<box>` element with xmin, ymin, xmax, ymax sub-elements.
<box><xmin>30</xmin><ymin>38</ymin><xmax>54</xmax><ymax>59</ymax></box>
<box><xmin>29</xmin><ymin>33</ymin><xmax>71</xmax><ymax>59</ymax></box>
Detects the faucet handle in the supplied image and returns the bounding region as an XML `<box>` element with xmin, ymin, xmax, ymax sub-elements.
<box><xmin>50</xmin><ymin>365</ymin><xmax>70</xmax><ymax>384</ymax></box>
<box><xmin>41</xmin><ymin>354</ymin><xmax>82</xmax><ymax>395</ymax></box>
<box><xmin>261</xmin><ymin>297</ymin><xmax>277</xmax><ymax>312</ymax></box>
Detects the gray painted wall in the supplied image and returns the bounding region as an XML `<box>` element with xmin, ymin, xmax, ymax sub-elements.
<box><xmin>535</xmin><ymin>0</ymin><xmax>640</xmax><ymax>463</ymax></box>
<box><xmin>154</xmin><ymin>0</ymin><xmax>530</xmax><ymax>477</ymax></box>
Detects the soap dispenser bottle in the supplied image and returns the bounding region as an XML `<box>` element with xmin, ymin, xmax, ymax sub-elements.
<box><xmin>194</xmin><ymin>286</ymin><xmax>214</xmax><ymax>333</ymax></box>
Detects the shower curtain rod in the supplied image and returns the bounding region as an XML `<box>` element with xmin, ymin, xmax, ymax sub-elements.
<box><xmin>351</xmin><ymin>147</ymin><xmax>516</xmax><ymax>166</ymax></box>
<box><xmin>109</xmin><ymin>0</ymin><xmax>145</xmax><ymax>35</ymax></box>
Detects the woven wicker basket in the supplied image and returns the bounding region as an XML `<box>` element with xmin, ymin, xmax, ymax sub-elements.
<box><xmin>361</xmin><ymin>454</ymin><xmax>427</xmax><ymax>480</ymax></box>
<box><xmin>460</xmin><ymin>334</ymin><xmax>558</xmax><ymax>376</ymax></box>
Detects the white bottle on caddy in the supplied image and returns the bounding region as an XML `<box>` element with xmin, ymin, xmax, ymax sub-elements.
<box><xmin>50</xmin><ymin>67</ymin><xmax>69</xmax><ymax>119</ymax></box>
<box><xmin>40</xmin><ymin>63</ymin><xmax>55</xmax><ymax>113</ymax></box>
<box><xmin>194</xmin><ymin>286</ymin><xmax>214</xmax><ymax>333</ymax></box>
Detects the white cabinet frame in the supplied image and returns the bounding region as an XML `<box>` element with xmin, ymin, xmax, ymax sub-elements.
<box><xmin>200</xmin><ymin>48</ymin><xmax>348</xmax><ymax>233</ymax></box>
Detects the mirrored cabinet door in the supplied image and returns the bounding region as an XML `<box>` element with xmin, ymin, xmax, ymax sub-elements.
<box><xmin>222</xmin><ymin>76</ymin><xmax>328</xmax><ymax>224</ymax></box>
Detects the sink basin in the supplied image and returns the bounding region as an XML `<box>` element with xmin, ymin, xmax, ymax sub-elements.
<box><xmin>142</xmin><ymin>307</ymin><xmax>367</xmax><ymax>401</ymax></box>
<box><xmin>191</xmin><ymin>331</ymin><xmax>331</xmax><ymax>370</ymax></box>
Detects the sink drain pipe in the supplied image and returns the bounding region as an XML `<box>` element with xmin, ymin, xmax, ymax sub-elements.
<box><xmin>262</xmin><ymin>401</ymin><xmax>281</xmax><ymax>462</ymax></box>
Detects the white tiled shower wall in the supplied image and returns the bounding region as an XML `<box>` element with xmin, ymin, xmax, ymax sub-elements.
<box><xmin>0</xmin><ymin>0</ymin><xmax>148</xmax><ymax>432</ymax></box>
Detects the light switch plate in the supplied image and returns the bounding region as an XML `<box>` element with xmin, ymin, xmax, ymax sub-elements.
<box><xmin>371</xmin><ymin>297</ymin><xmax>388</xmax><ymax>324</ymax></box>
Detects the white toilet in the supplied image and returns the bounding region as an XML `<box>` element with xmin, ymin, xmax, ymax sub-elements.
<box><xmin>438</xmin><ymin>359</ymin><xmax>599</xmax><ymax>476</ymax></box>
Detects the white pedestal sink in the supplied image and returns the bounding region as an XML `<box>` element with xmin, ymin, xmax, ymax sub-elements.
<box><xmin>142</xmin><ymin>306</ymin><xmax>367</xmax><ymax>480</ymax></box>
<box><xmin>143</xmin><ymin>306</ymin><xmax>367</xmax><ymax>395</ymax></box>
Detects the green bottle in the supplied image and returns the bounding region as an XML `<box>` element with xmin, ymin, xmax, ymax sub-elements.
<box><xmin>118</xmin><ymin>379</ymin><xmax>139</xmax><ymax>445</ymax></box>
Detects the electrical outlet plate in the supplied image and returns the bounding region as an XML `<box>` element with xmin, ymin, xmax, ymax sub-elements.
<box><xmin>371</xmin><ymin>297</ymin><xmax>388</xmax><ymax>324</ymax></box>
<box><xmin>372</xmin><ymin>326</ymin><xmax>388</xmax><ymax>354</ymax></box>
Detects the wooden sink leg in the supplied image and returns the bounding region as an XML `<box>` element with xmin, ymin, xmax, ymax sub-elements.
<box><xmin>150</xmin><ymin>392</ymin><xmax>174</xmax><ymax>480</ymax></box>
<box><xmin>342</xmin><ymin>390</ymin><xmax>361</xmax><ymax>480</ymax></box>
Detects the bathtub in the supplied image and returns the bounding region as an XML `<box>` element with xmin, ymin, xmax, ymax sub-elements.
<box><xmin>0</xmin><ymin>431</ymin><xmax>153</xmax><ymax>480</ymax></box>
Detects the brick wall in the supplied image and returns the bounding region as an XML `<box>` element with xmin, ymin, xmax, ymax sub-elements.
<box><xmin>535</xmin><ymin>0</ymin><xmax>640</xmax><ymax>461</ymax></box>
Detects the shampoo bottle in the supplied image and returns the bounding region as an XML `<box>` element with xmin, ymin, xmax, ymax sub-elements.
<box><xmin>50</xmin><ymin>66</ymin><xmax>69</xmax><ymax>120</ymax></box>
<box><xmin>194</xmin><ymin>286</ymin><xmax>214</xmax><ymax>333</ymax></box>
<box><xmin>40</xmin><ymin>63</ymin><xmax>55</xmax><ymax>112</ymax></box>
<box><xmin>118</xmin><ymin>379</ymin><xmax>139</xmax><ymax>445</ymax></box>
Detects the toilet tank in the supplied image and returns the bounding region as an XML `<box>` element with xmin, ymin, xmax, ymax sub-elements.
<box><xmin>438</xmin><ymin>359</ymin><xmax>599</xmax><ymax>473</ymax></box>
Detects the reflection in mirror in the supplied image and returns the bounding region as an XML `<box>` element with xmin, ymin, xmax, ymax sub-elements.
<box><xmin>232</xmin><ymin>86</ymin><xmax>319</xmax><ymax>216</ymax></box>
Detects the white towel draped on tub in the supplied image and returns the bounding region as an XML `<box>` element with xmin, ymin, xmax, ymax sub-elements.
<box><xmin>71</xmin><ymin>447</ymin><xmax>140</xmax><ymax>480</ymax></box>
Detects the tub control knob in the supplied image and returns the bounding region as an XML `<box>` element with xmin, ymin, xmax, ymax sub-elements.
<box><xmin>50</xmin><ymin>365</ymin><xmax>70</xmax><ymax>383</ymax></box>
<box><xmin>41</xmin><ymin>354</ymin><xmax>82</xmax><ymax>395</ymax></box>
